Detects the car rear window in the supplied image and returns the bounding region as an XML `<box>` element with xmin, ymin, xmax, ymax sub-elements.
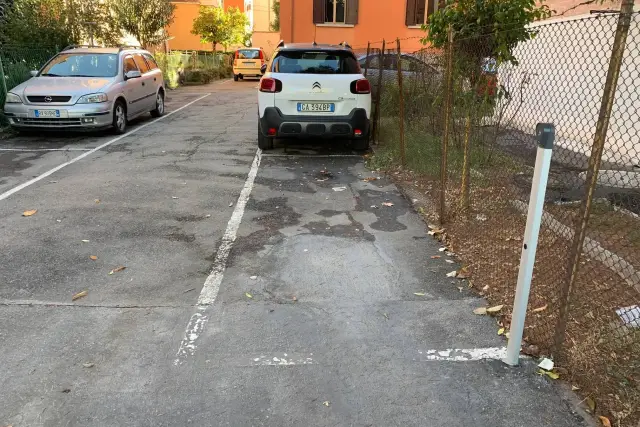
<box><xmin>271</xmin><ymin>50</ymin><xmax>360</xmax><ymax>74</ymax></box>
<box><xmin>237</xmin><ymin>49</ymin><xmax>261</xmax><ymax>59</ymax></box>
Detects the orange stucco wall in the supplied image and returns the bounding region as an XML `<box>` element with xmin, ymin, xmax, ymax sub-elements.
<box><xmin>167</xmin><ymin>3</ymin><xmax>213</xmax><ymax>51</ymax></box>
<box><xmin>225</xmin><ymin>0</ymin><xmax>244</xmax><ymax>10</ymax></box>
<box><xmin>279</xmin><ymin>0</ymin><xmax>427</xmax><ymax>52</ymax></box>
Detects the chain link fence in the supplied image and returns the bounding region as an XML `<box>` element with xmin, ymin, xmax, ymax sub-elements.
<box><xmin>368</xmin><ymin>10</ymin><xmax>640</xmax><ymax>427</ymax></box>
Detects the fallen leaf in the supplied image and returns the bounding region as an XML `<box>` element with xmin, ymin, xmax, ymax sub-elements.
<box><xmin>538</xmin><ymin>369</ymin><xmax>560</xmax><ymax>380</ymax></box>
<box><xmin>571</xmin><ymin>385</ymin><xmax>580</xmax><ymax>391</ymax></box>
<box><xmin>486</xmin><ymin>305</ymin><xmax>504</xmax><ymax>313</ymax></box>
<box><xmin>172</xmin><ymin>196</ymin><xmax>178</xmax><ymax>199</ymax></box>
<box><xmin>82</xmin><ymin>362</ymin><xmax>95</xmax><ymax>368</ymax></box>
<box><xmin>250</xmin><ymin>276</ymin><xmax>258</xmax><ymax>280</ymax></box>
<box><xmin>94</xmin><ymin>199</ymin><xmax>100</xmax><ymax>204</ymax></box>
<box><xmin>445</xmin><ymin>259</ymin><xmax>454</xmax><ymax>264</ymax></box>
<box><xmin>22</xmin><ymin>209</ymin><xmax>37</xmax><ymax>217</ymax></box>
<box><xmin>382</xmin><ymin>202</ymin><xmax>394</xmax><ymax>207</ymax></box>
<box><xmin>322</xmin><ymin>401</ymin><xmax>330</xmax><ymax>407</ymax></box>
<box><xmin>532</xmin><ymin>304</ymin><xmax>548</xmax><ymax>313</ymax></box>
<box><xmin>414</xmin><ymin>292</ymin><xmax>426</xmax><ymax>296</ymax></box>
<box><xmin>183</xmin><ymin>288</ymin><xmax>195</xmax><ymax>293</ymax></box>
<box><xmin>430</xmin><ymin>255</ymin><xmax>441</xmax><ymax>259</ymax></box>
<box><xmin>245</xmin><ymin>292</ymin><xmax>253</xmax><ymax>299</ymax></box>
<box><xmin>89</xmin><ymin>255</ymin><xmax>98</xmax><ymax>261</ymax></box>
<box><xmin>497</xmin><ymin>328</ymin><xmax>505</xmax><ymax>335</ymax></box>
<box><xmin>72</xmin><ymin>290</ymin><xmax>88</xmax><ymax>301</ymax></box>
<box><xmin>61</xmin><ymin>388</ymin><xmax>71</xmax><ymax>393</ymax></box>
<box><xmin>439</xmin><ymin>247</ymin><xmax>447</xmax><ymax>252</ymax></box>
<box><xmin>598</xmin><ymin>416</ymin><xmax>611</xmax><ymax>427</ymax></box>
<box><xmin>473</xmin><ymin>307</ymin><xmax>488</xmax><ymax>315</ymax></box>
<box><xmin>362</xmin><ymin>177</ymin><xmax>378</xmax><ymax>182</ymax></box>
<box><xmin>81</xmin><ymin>239</ymin><xmax>90</xmax><ymax>243</ymax></box>
<box><xmin>108</xmin><ymin>266</ymin><xmax>126</xmax><ymax>275</ymax></box>
<box><xmin>332</xmin><ymin>186</ymin><xmax>347</xmax><ymax>192</ymax></box>
<box><xmin>586</xmin><ymin>397</ymin><xmax>596</xmax><ymax>413</ymax></box>
<box><xmin>482</xmin><ymin>285</ymin><xmax>490</xmax><ymax>291</ymax></box>
<box><xmin>457</xmin><ymin>269</ymin><xmax>471</xmax><ymax>279</ymax></box>
<box><xmin>446</xmin><ymin>270</ymin><xmax>457</xmax><ymax>278</ymax></box>
<box><xmin>292</xmin><ymin>296</ymin><xmax>298</xmax><ymax>302</ymax></box>
<box><xmin>229</xmin><ymin>202</ymin><xmax>233</xmax><ymax>207</ymax></box>
<box><xmin>206</xmin><ymin>214</ymin><xmax>211</xmax><ymax>218</ymax></box>
<box><xmin>383</xmin><ymin>312</ymin><xmax>389</xmax><ymax>320</ymax></box>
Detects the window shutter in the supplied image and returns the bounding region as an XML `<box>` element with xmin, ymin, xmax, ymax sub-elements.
<box><xmin>427</xmin><ymin>0</ymin><xmax>435</xmax><ymax>20</ymax></box>
<box><xmin>313</xmin><ymin>0</ymin><xmax>325</xmax><ymax>24</ymax></box>
<box><xmin>405</xmin><ymin>0</ymin><xmax>418</xmax><ymax>26</ymax></box>
<box><xmin>345</xmin><ymin>0</ymin><xmax>359</xmax><ymax>25</ymax></box>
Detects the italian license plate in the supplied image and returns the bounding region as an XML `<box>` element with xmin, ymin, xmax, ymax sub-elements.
<box><xmin>34</xmin><ymin>109</ymin><xmax>62</xmax><ymax>118</ymax></box>
<box><xmin>297</xmin><ymin>103</ymin><xmax>335</xmax><ymax>113</ymax></box>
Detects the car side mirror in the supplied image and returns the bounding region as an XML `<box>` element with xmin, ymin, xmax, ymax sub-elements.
<box><xmin>125</xmin><ymin>70</ymin><xmax>142</xmax><ymax>80</ymax></box>
<box><xmin>30</xmin><ymin>70</ymin><xmax>38</xmax><ymax>77</ymax></box>
<box><xmin>260</xmin><ymin>64</ymin><xmax>267</xmax><ymax>74</ymax></box>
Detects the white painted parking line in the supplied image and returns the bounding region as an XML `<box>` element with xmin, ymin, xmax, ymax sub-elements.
<box><xmin>0</xmin><ymin>148</ymin><xmax>93</xmax><ymax>152</ymax></box>
<box><xmin>175</xmin><ymin>149</ymin><xmax>262</xmax><ymax>365</ymax></box>
<box><xmin>416</xmin><ymin>347</ymin><xmax>508</xmax><ymax>362</ymax></box>
<box><xmin>0</xmin><ymin>93</ymin><xmax>211</xmax><ymax>202</ymax></box>
<box><xmin>251</xmin><ymin>354</ymin><xmax>314</xmax><ymax>366</ymax></box>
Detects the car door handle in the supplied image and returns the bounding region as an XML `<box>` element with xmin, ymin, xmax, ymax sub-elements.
<box><xmin>154</xmin><ymin>77</ymin><xmax>157</xmax><ymax>81</ymax></box>
<box><xmin>142</xmin><ymin>82</ymin><xmax>145</xmax><ymax>86</ymax></box>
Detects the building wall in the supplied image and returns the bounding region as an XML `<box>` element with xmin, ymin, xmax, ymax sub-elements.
<box><xmin>167</xmin><ymin>2</ymin><xmax>212</xmax><ymax>51</ymax></box>
<box><xmin>279</xmin><ymin>0</ymin><xmax>426</xmax><ymax>51</ymax></box>
<box><xmin>253</xmin><ymin>0</ymin><xmax>274</xmax><ymax>32</ymax></box>
<box><xmin>252</xmin><ymin>31</ymin><xmax>282</xmax><ymax>56</ymax></box>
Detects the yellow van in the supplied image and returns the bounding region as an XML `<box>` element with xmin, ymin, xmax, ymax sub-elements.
<box><xmin>233</xmin><ymin>48</ymin><xmax>266</xmax><ymax>81</ymax></box>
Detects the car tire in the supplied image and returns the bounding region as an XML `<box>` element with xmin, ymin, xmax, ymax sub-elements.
<box><xmin>352</xmin><ymin>137</ymin><xmax>369</xmax><ymax>152</ymax></box>
<box><xmin>112</xmin><ymin>100</ymin><xmax>127</xmax><ymax>135</ymax></box>
<box><xmin>150</xmin><ymin>91</ymin><xmax>165</xmax><ymax>118</ymax></box>
<box><xmin>233</xmin><ymin>74</ymin><xmax>239</xmax><ymax>82</ymax></box>
<box><xmin>258</xmin><ymin>122</ymin><xmax>274</xmax><ymax>150</ymax></box>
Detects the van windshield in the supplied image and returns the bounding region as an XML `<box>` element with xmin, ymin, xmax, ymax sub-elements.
<box><xmin>237</xmin><ymin>49</ymin><xmax>261</xmax><ymax>59</ymax></box>
<box><xmin>40</xmin><ymin>53</ymin><xmax>118</xmax><ymax>78</ymax></box>
<box><xmin>271</xmin><ymin>50</ymin><xmax>360</xmax><ymax>74</ymax></box>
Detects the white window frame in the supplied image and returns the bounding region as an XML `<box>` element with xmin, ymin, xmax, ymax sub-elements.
<box><xmin>408</xmin><ymin>0</ymin><xmax>439</xmax><ymax>28</ymax></box>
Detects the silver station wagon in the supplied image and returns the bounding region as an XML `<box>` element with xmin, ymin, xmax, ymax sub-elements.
<box><xmin>2</xmin><ymin>45</ymin><xmax>165</xmax><ymax>134</ymax></box>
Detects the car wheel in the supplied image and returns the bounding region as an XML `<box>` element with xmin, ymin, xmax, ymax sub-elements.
<box><xmin>112</xmin><ymin>101</ymin><xmax>127</xmax><ymax>134</ymax></box>
<box><xmin>258</xmin><ymin>122</ymin><xmax>274</xmax><ymax>150</ymax></box>
<box><xmin>233</xmin><ymin>74</ymin><xmax>239</xmax><ymax>82</ymax></box>
<box><xmin>352</xmin><ymin>138</ymin><xmax>369</xmax><ymax>152</ymax></box>
<box><xmin>150</xmin><ymin>91</ymin><xmax>165</xmax><ymax>117</ymax></box>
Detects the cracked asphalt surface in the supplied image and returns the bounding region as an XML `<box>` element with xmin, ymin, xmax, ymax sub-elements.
<box><xmin>0</xmin><ymin>80</ymin><xmax>591</xmax><ymax>426</ymax></box>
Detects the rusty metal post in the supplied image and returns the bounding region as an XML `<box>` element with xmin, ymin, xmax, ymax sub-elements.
<box><xmin>364</xmin><ymin>42</ymin><xmax>371</xmax><ymax>78</ymax></box>
<box><xmin>372</xmin><ymin>40</ymin><xmax>385</xmax><ymax>144</ymax></box>
<box><xmin>396</xmin><ymin>38</ymin><xmax>406</xmax><ymax>168</ymax></box>
<box><xmin>553</xmin><ymin>0</ymin><xmax>635</xmax><ymax>356</ymax></box>
<box><xmin>439</xmin><ymin>26</ymin><xmax>454</xmax><ymax>224</ymax></box>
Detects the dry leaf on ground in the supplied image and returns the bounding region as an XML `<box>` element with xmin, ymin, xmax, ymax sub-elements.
<box><xmin>598</xmin><ymin>416</ymin><xmax>611</xmax><ymax>427</ymax></box>
<box><xmin>109</xmin><ymin>266</ymin><xmax>126</xmax><ymax>275</ymax></box>
<box><xmin>382</xmin><ymin>202</ymin><xmax>394</xmax><ymax>207</ymax></box>
<box><xmin>539</xmin><ymin>369</ymin><xmax>560</xmax><ymax>380</ymax></box>
<box><xmin>89</xmin><ymin>255</ymin><xmax>98</xmax><ymax>261</ymax></box>
<box><xmin>497</xmin><ymin>328</ymin><xmax>505</xmax><ymax>335</ymax></box>
<box><xmin>82</xmin><ymin>362</ymin><xmax>95</xmax><ymax>368</ymax></box>
<box><xmin>438</xmin><ymin>247</ymin><xmax>447</xmax><ymax>252</ymax></box>
<box><xmin>94</xmin><ymin>199</ymin><xmax>100</xmax><ymax>204</ymax></box>
<box><xmin>532</xmin><ymin>304</ymin><xmax>548</xmax><ymax>313</ymax></box>
<box><xmin>473</xmin><ymin>307</ymin><xmax>487</xmax><ymax>315</ymax></box>
<box><xmin>72</xmin><ymin>290</ymin><xmax>88</xmax><ymax>301</ymax></box>
<box><xmin>486</xmin><ymin>305</ymin><xmax>504</xmax><ymax>313</ymax></box>
<box><xmin>22</xmin><ymin>209</ymin><xmax>37</xmax><ymax>217</ymax></box>
<box><xmin>292</xmin><ymin>296</ymin><xmax>298</xmax><ymax>302</ymax></box>
<box><xmin>430</xmin><ymin>255</ymin><xmax>441</xmax><ymax>259</ymax></box>
<box><xmin>571</xmin><ymin>385</ymin><xmax>580</xmax><ymax>391</ymax></box>
<box><xmin>81</xmin><ymin>239</ymin><xmax>90</xmax><ymax>243</ymax></box>
<box><xmin>457</xmin><ymin>269</ymin><xmax>471</xmax><ymax>279</ymax></box>
<box><xmin>362</xmin><ymin>177</ymin><xmax>378</xmax><ymax>182</ymax></box>
<box><xmin>322</xmin><ymin>401</ymin><xmax>330</xmax><ymax>407</ymax></box>
<box><xmin>586</xmin><ymin>397</ymin><xmax>596</xmax><ymax>413</ymax></box>
<box><xmin>482</xmin><ymin>285</ymin><xmax>490</xmax><ymax>291</ymax></box>
<box><xmin>446</xmin><ymin>270</ymin><xmax>457</xmax><ymax>278</ymax></box>
<box><xmin>414</xmin><ymin>292</ymin><xmax>426</xmax><ymax>296</ymax></box>
<box><xmin>245</xmin><ymin>292</ymin><xmax>253</xmax><ymax>299</ymax></box>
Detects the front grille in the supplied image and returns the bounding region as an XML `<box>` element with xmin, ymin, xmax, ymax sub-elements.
<box><xmin>27</xmin><ymin>96</ymin><xmax>72</xmax><ymax>103</ymax></box>
<box><xmin>21</xmin><ymin>118</ymin><xmax>83</xmax><ymax>127</ymax></box>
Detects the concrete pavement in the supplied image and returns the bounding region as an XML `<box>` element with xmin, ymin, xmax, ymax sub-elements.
<box><xmin>0</xmin><ymin>80</ymin><xmax>591</xmax><ymax>426</ymax></box>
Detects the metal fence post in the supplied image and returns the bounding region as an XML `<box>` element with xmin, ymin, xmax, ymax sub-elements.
<box><xmin>396</xmin><ymin>38</ymin><xmax>406</xmax><ymax>168</ymax></box>
<box><xmin>0</xmin><ymin>55</ymin><xmax>8</xmax><ymax>98</ymax></box>
<box><xmin>364</xmin><ymin>42</ymin><xmax>371</xmax><ymax>78</ymax></box>
<box><xmin>505</xmin><ymin>123</ymin><xmax>555</xmax><ymax>366</ymax></box>
<box><xmin>440</xmin><ymin>26</ymin><xmax>454</xmax><ymax>224</ymax></box>
<box><xmin>372</xmin><ymin>40</ymin><xmax>385</xmax><ymax>144</ymax></box>
<box><xmin>553</xmin><ymin>0</ymin><xmax>635</xmax><ymax>356</ymax></box>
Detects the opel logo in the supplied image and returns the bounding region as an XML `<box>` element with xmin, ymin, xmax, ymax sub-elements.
<box><xmin>312</xmin><ymin>82</ymin><xmax>321</xmax><ymax>90</ymax></box>
<box><xmin>44</xmin><ymin>96</ymin><xmax>53</xmax><ymax>103</ymax></box>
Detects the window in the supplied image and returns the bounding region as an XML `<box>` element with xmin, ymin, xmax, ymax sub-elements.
<box><xmin>133</xmin><ymin>54</ymin><xmax>150</xmax><ymax>74</ymax></box>
<box><xmin>406</xmin><ymin>0</ymin><xmax>439</xmax><ymax>27</ymax></box>
<box><xmin>236</xmin><ymin>49</ymin><xmax>262</xmax><ymax>59</ymax></box>
<box><xmin>39</xmin><ymin>53</ymin><xmax>118</xmax><ymax>78</ymax></box>
<box><xmin>313</xmin><ymin>0</ymin><xmax>358</xmax><ymax>25</ymax></box>
<box><xmin>271</xmin><ymin>50</ymin><xmax>360</xmax><ymax>74</ymax></box>
<box><xmin>123</xmin><ymin>56</ymin><xmax>139</xmax><ymax>74</ymax></box>
<box><xmin>143</xmin><ymin>53</ymin><xmax>159</xmax><ymax>70</ymax></box>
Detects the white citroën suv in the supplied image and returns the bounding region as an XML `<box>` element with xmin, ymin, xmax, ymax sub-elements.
<box><xmin>2</xmin><ymin>45</ymin><xmax>165</xmax><ymax>134</ymax></box>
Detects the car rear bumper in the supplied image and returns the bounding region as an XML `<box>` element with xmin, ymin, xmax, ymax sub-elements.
<box><xmin>3</xmin><ymin>102</ymin><xmax>113</xmax><ymax>130</ymax></box>
<box><xmin>259</xmin><ymin>107</ymin><xmax>370</xmax><ymax>139</ymax></box>
<box><xmin>233</xmin><ymin>67</ymin><xmax>262</xmax><ymax>76</ymax></box>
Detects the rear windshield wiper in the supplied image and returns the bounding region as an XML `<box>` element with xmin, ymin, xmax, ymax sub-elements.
<box><xmin>40</xmin><ymin>73</ymin><xmax>61</xmax><ymax>77</ymax></box>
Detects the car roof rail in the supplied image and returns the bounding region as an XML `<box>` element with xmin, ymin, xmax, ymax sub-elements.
<box><xmin>119</xmin><ymin>45</ymin><xmax>142</xmax><ymax>52</ymax></box>
<box><xmin>61</xmin><ymin>44</ymin><xmax>97</xmax><ymax>51</ymax></box>
<box><xmin>276</xmin><ymin>40</ymin><xmax>285</xmax><ymax>48</ymax></box>
<box><xmin>339</xmin><ymin>41</ymin><xmax>352</xmax><ymax>49</ymax></box>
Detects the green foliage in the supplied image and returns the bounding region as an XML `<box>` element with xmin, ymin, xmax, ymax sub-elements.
<box><xmin>109</xmin><ymin>0</ymin><xmax>175</xmax><ymax>48</ymax></box>
<box><xmin>424</xmin><ymin>0</ymin><xmax>552</xmax><ymax>65</ymax></box>
<box><xmin>271</xmin><ymin>0</ymin><xmax>280</xmax><ymax>32</ymax></box>
<box><xmin>191</xmin><ymin>6</ymin><xmax>249</xmax><ymax>51</ymax></box>
<box><xmin>0</xmin><ymin>0</ymin><xmax>74</xmax><ymax>47</ymax></box>
<box><xmin>68</xmin><ymin>0</ymin><xmax>122</xmax><ymax>46</ymax></box>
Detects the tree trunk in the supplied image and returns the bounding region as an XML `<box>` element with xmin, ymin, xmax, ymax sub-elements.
<box><xmin>212</xmin><ymin>41</ymin><xmax>217</xmax><ymax>52</ymax></box>
<box><xmin>459</xmin><ymin>113</ymin><xmax>472</xmax><ymax>213</ymax></box>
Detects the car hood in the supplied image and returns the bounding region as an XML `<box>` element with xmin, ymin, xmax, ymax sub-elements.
<box><xmin>12</xmin><ymin>77</ymin><xmax>115</xmax><ymax>97</ymax></box>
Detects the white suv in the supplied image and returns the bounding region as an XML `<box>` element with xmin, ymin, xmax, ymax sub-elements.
<box><xmin>257</xmin><ymin>42</ymin><xmax>372</xmax><ymax>151</ymax></box>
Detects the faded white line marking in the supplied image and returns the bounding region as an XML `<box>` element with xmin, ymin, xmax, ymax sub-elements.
<box><xmin>0</xmin><ymin>299</ymin><xmax>188</xmax><ymax>309</ymax></box>
<box><xmin>262</xmin><ymin>154</ymin><xmax>363</xmax><ymax>158</ymax></box>
<box><xmin>251</xmin><ymin>354</ymin><xmax>314</xmax><ymax>366</ymax></box>
<box><xmin>416</xmin><ymin>347</ymin><xmax>508</xmax><ymax>362</ymax></box>
<box><xmin>0</xmin><ymin>148</ymin><xmax>93</xmax><ymax>152</ymax></box>
<box><xmin>175</xmin><ymin>149</ymin><xmax>262</xmax><ymax>365</ymax></box>
<box><xmin>0</xmin><ymin>93</ymin><xmax>211</xmax><ymax>202</ymax></box>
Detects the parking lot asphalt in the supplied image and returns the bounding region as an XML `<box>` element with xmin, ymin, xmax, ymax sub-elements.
<box><xmin>0</xmin><ymin>79</ymin><xmax>591</xmax><ymax>427</ymax></box>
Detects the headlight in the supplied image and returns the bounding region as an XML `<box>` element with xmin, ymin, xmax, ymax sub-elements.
<box><xmin>5</xmin><ymin>92</ymin><xmax>22</xmax><ymax>103</ymax></box>
<box><xmin>77</xmin><ymin>93</ymin><xmax>108</xmax><ymax>104</ymax></box>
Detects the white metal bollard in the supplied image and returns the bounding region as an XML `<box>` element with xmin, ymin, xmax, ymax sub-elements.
<box><xmin>504</xmin><ymin>123</ymin><xmax>555</xmax><ymax>366</ymax></box>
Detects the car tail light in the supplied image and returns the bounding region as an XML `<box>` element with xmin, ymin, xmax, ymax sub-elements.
<box><xmin>268</xmin><ymin>127</ymin><xmax>277</xmax><ymax>136</ymax></box>
<box><xmin>260</xmin><ymin>77</ymin><xmax>282</xmax><ymax>93</ymax></box>
<box><xmin>259</xmin><ymin>50</ymin><xmax>265</xmax><ymax>65</ymax></box>
<box><xmin>351</xmin><ymin>79</ymin><xmax>371</xmax><ymax>94</ymax></box>
<box><xmin>354</xmin><ymin>129</ymin><xmax>363</xmax><ymax>136</ymax></box>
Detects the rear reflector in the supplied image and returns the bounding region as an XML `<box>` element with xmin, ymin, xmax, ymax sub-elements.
<box><xmin>355</xmin><ymin>79</ymin><xmax>371</xmax><ymax>94</ymax></box>
<box><xmin>259</xmin><ymin>77</ymin><xmax>281</xmax><ymax>93</ymax></box>
<box><xmin>268</xmin><ymin>127</ymin><xmax>277</xmax><ymax>136</ymax></box>
<box><xmin>354</xmin><ymin>129</ymin><xmax>363</xmax><ymax>136</ymax></box>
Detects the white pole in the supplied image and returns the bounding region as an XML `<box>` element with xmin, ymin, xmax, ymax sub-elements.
<box><xmin>504</xmin><ymin>123</ymin><xmax>555</xmax><ymax>366</ymax></box>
